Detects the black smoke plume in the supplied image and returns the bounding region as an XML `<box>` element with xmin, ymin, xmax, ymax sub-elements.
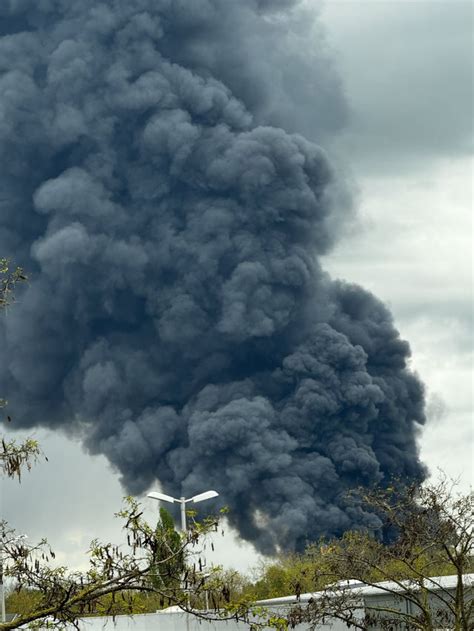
<box><xmin>0</xmin><ymin>0</ymin><xmax>425</xmax><ymax>553</ymax></box>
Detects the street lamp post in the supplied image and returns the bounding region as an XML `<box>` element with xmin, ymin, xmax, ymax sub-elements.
<box><xmin>147</xmin><ymin>489</ymin><xmax>219</xmax><ymax>532</ymax></box>
<box><xmin>1</xmin><ymin>534</ymin><xmax>27</xmax><ymax>622</ymax></box>
<box><xmin>147</xmin><ymin>489</ymin><xmax>218</xmax><ymax>621</ymax></box>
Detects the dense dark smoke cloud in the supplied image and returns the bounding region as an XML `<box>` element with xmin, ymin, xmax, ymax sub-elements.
<box><xmin>0</xmin><ymin>0</ymin><xmax>425</xmax><ymax>552</ymax></box>
<box><xmin>155</xmin><ymin>0</ymin><xmax>348</xmax><ymax>142</ymax></box>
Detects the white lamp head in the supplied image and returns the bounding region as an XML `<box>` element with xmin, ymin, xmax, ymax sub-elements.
<box><xmin>147</xmin><ymin>491</ymin><xmax>176</xmax><ymax>504</ymax></box>
<box><xmin>191</xmin><ymin>490</ymin><xmax>219</xmax><ymax>504</ymax></box>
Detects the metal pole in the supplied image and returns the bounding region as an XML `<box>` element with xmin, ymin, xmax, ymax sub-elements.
<box><xmin>179</xmin><ymin>498</ymin><xmax>190</xmax><ymax>618</ymax></box>
<box><xmin>180</xmin><ymin>497</ymin><xmax>187</xmax><ymax>532</ymax></box>
<box><xmin>1</xmin><ymin>549</ymin><xmax>5</xmax><ymax>623</ymax></box>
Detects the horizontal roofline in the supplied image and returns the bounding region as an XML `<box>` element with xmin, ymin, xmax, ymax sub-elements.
<box><xmin>256</xmin><ymin>573</ymin><xmax>474</xmax><ymax>606</ymax></box>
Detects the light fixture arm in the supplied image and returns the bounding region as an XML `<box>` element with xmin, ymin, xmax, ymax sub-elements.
<box><xmin>147</xmin><ymin>490</ymin><xmax>219</xmax><ymax>531</ymax></box>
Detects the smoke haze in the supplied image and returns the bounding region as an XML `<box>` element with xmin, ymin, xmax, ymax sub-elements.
<box><xmin>0</xmin><ymin>0</ymin><xmax>425</xmax><ymax>553</ymax></box>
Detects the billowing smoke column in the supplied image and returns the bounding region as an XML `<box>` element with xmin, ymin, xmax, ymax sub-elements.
<box><xmin>0</xmin><ymin>0</ymin><xmax>426</xmax><ymax>553</ymax></box>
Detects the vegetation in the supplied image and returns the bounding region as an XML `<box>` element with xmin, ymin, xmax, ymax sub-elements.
<box><xmin>0</xmin><ymin>259</ymin><xmax>26</xmax><ymax>310</ymax></box>
<box><xmin>0</xmin><ymin>499</ymin><xmax>233</xmax><ymax>629</ymax></box>
<box><xmin>0</xmin><ymin>261</ymin><xmax>40</xmax><ymax>480</ymax></box>
<box><xmin>172</xmin><ymin>478</ymin><xmax>473</xmax><ymax>630</ymax></box>
<box><xmin>150</xmin><ymin>507</ymin><xmax>184</xmax><ymax>592</ymax></box>
<box><xmin>0</xmin><ymin>260</ymin><xmax>234</xmax><ymax>629</ymax></box>
<box><xmin>284</xmin><ymin>477</ymin><xmax>473</xmax><ymax>630</ymax></box>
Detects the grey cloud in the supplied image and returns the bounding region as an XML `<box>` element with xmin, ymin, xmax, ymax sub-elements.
<box><xmin>323</xmin><ymin>1</ymin><xmax>473</xmax><ymax>172</ymax></box>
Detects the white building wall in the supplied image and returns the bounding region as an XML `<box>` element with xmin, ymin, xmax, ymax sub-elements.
<box><xmin>33</xmin><ymin>575</ymin><xmax>472</xmax><ymax>630</ymax></box>
<box><xmin>51</xmin><ymin>610</ymin><xmax>347</xmax><ymax>631</ymax></box>
<box><xmin>70</xmin><ymin>612</ymin><xmax>250</xmax><ymax>631</ymax></box>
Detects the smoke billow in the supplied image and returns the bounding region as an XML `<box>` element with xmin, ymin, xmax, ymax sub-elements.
<box><xmin>0</xmin><ymin>0</ymin><xmax>425</xmax><ymax>553</ymax></box>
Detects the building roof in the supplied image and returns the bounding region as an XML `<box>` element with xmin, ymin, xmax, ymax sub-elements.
<box><xmin>256</xmin><ymin>573</ymin><xmax>474</xmax><ymax>606</ymax></box>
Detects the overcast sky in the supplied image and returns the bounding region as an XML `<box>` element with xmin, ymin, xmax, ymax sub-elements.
<box><xmin>1</xmin><ymin>0</ymin><xmax>472</xmax><ymax>575</ymax></box>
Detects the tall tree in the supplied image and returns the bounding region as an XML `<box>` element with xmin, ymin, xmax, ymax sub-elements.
<box><xmin>150</xmin><ymin>507</ymin><xmax>185</xmax><ymax>591</ymax></box>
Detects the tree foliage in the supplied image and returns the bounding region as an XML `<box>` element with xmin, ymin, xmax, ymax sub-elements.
<box><xmin>0</xmin><ymin>260</ymin><xmax>40</xmax><ymax>480</ymax></box>
<box><xmin>286</xmin><ymin>477</ymin><xmax>473</xmax><ymax>630</ymax></box>
<box><xmin>0</xmin><ymin>259</ymin><xmax>26</xmax><ymax>310</ymax></box>
<box><xmin>0</xmin><ymin>260</ymin><xmax>236</xmax><ymax>629</ymax></box>
<box><xmin>213</xmin><ymin>478</ymin><xmax>473</xmax><ymax>630</ymax></box>
<box><xmin>150</xmin><ymin>507</ymin><xmax>184</xmax><ymax>592</ymax></box>
<box><xmin>1</xmin><ymin>499</ymin><xmax>227</xmax><ymax>629</ymax></box>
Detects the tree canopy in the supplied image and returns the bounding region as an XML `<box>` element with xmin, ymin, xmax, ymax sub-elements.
<box><xmin>284</xmin><ymin>477</ymin><xmax>473</xmax><ymax>630</ymax></box>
